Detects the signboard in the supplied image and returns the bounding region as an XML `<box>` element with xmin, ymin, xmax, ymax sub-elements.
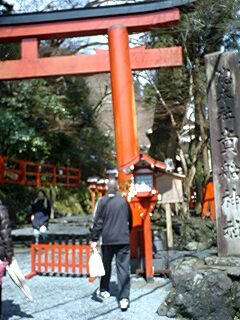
<box><xmin>156</xmin><ymin>173</ymin><xmax>183</xmax><ymax>203</ymax></box>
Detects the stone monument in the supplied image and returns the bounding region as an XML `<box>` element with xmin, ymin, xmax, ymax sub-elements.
<box><xmin>205</xmin><ymin>51</ymin><xmax>240</xmax><ymax>256</ymax></box>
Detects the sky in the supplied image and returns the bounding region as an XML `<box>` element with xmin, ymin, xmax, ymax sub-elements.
<box><xmin>5</xmin><ymin>0</ymin><xmax>146</xmax><ymax>57</ymax></box>
<box><xmin>5</xmin><ymin>0</ymin><xmax>88</xmax><ymax>12</ymax></box>
<box><xmin>6</xmin><ymin>0</ymin><xmax>146</xmax><ymax>13</ymax></box>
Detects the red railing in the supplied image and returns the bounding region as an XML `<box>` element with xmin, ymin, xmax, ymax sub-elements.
<box><xmin>25</xmin><ymin>239</ymin><xmax>91</xmax><ymax>279</ymax></box>
<box><xmin>0</xmin><ymin>156</ymin><xmax>81</xmax><ymax>187</ymax></box>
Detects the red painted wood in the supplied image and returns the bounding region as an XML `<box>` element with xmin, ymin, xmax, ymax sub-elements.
<box><xmin>0</xmin><ymin>46</ymin><xmax>182</xmax><ymax>80</ymax></box>
<box><xmin>24</xmin><ymin>242</ymin><xmax>93</xmax><ymax>278</ymax></box>
<box><xmin>143</xmin><ymin>213</ymin><xmax>153</xmax><ymax>279</ymax></box>
<box><xmin>21</xmin><ymin>38</ymin><xmax>38</xmax><ymax>59</ymax></box>
<box><xmin>65</xmin><ymin>245</ymin><xmax>69</xmax><ymax>273</ymax></box>
<box><xmin>36</xmin><ymin>167</ymin><xmax>40</xmax><ymax>188</ymax></box>
<box><xmin>0</xmin><ymin>156</ymin><xmax>81</xmax><ymax>187</ymax></box>
<box><xmin>18</xmin><ymin>160</ymin><xmax>26</xmax><ymax>185</ymax></box>
<box><xmin>78</xmin><ymin>246</ymin><xmax>82</xmax><ymax>274</ymax></box>
<box><xmin>25</xmin><ymin>243</ymin><xmax>38</xmax><ymax>279</ymax></box>
<box><xmin>85</xmin><ymin>245</ymin><xmax>90</xmax><ymax>275</ymax></box>
<box><xmin>58</xmin><ymin>245</ymin><xmax>62</xmax><ymax>273</ymax></box>
<box><xmin>202</xmin><ymin>181</ymin><xmax>216</xmax><ymax>220</ymax></box>
<box><xmin>108</xmin><ymin>26</ymin><xmax>139</xmax><ymax>185</ymax></box>
<box><xmin>37</xmin><ymin>244</ymin><xmax>42</xmax><ymax>272</ymax></box>
<box><xmin>0</xmin><ymin>9</ymin><xmax>179</xmax><ymax>42</ymax></box>
<box><xmin>31</xmin><ymin>243</ymin><xmax>36</xmax><ymax>273</ymax></box>
<box><xmin>72</xmin><ymin>246</ymin><xmax>76</xmax><ymax>274</ymax></box>
<box><xmin>129</xmin><ymin>195</ymin><xmax>157</xmax><ymax>278</ymax></box>
<box><xmin>51</xmin><ymin>245</ymin><xmax>55</xmax><ymax>272</ymax></box>
<box><xmin>44</xmin><ymin>246</ymin><xmax>48</xmax><ymax>272</ymax></box>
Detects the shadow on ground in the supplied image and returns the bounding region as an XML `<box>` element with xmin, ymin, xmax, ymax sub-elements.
<box><xmin>91</xmin><ymin>281</ymin><xmax>118</xmax><ymax>303</ymax></box>
<box><xmin>2</xmin><ymin>299</ymin><xmax>33</xmax><ymax>319</ymax></box>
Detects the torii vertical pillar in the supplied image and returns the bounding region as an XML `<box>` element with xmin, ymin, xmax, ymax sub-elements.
<box><xmin>108</xmin><ymin>25</ymin><xmax>154</xmax><ymax>280</ymax></box>
<box><xmin>108</xmin><ymin>25</ymin><xmax>139</xmax><ymax>185</ymax></box>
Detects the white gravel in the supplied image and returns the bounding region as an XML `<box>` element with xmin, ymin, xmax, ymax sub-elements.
<box><xmin>2</xmin><ymin>248</ymin><xmax>175</xmax><ymax>320</ymax></box>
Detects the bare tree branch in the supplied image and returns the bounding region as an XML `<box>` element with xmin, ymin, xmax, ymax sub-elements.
<box><xmin>92</xmin><ymin>85</ymin><xmax>111</xmax><ymax>114</ymax></box>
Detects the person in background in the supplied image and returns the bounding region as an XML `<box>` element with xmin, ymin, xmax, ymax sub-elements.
<box><xmin>31</xmin><ymin>190</ymin><xmax>51</xmax><ymax>243</ymax></box>
<box><xmin>0</xmin><ymin>201</ymin><xmax>14</xmax><ymax>318</ymax></box>
<box><xmin>90</xmin><ymin>178</ymin><xmax>132</xmax><ymax>311</ymax></box>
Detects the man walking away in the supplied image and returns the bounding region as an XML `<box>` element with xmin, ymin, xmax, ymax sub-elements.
<box><xmin>90</xmin><ymin>178</ymin><xmax>132</xmax><ymax>311</ymax></box>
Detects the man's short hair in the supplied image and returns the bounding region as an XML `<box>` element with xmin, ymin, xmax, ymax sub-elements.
<box><xmin>107</xmin><ymin>178</ymin><xmax>118</xmax><ymax>193</ymax></box>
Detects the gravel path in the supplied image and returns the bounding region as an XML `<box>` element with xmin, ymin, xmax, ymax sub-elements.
<box><xmin>2</xmin><ymin>249</ymin><xmax>174</xmax><ymax>320</ymax></box>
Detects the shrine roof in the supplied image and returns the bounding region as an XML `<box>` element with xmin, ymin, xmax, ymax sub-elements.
<box><xmin>0</xmin><ymin>0</ymin><xmax>195</xmax><ymax>26</ymax></box>
<box><xmin>121</xmin><ymin>153</ymin><xmax>166</xmax><ymax>172</ymax></box>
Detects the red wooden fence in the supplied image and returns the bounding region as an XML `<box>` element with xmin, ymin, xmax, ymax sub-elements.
<box><xmin>0</xmin><ymin>156</ymin><xmax>81</xmax><ymax>187</ymax></box>
<box><xmin>25</xmin><ymin>238</ymin><xmax>91</xmax><ymax>279</ymax></box>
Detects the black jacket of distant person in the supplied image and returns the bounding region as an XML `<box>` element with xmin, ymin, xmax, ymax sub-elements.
<box><xmin>91</xmin><ymin>192</ymin><xmax>132</xmax><ymax>245</ymax></box>
<box><xmin>31</xmin><ymin>198</ymin><xmax>51</xmax><ymax>230</ymax></box>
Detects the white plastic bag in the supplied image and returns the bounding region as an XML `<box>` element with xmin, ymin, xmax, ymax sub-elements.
<box><xmin>6</xmin><ymin>258</ymin><xmax>33</xmax><ymax>301</ymax></box>
<box><xmin>88</xmin><ymin>248</ymin><xmax>105</xmax><ymax>278</ymax></box>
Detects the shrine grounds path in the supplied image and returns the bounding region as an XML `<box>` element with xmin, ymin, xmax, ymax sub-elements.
<box><xmin>2</xmin><ymin>248</ymin><xmax>174</xmax><ymax>320</ymax></box>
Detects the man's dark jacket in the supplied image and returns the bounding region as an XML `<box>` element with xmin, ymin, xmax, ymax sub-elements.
<box><xmin>91</xmin><ymin>194</ymin><xmax>132</xmax><ymax>245</ymax></box>
<box><xmin>0</xmin><ymin>204</ymin><xmax>13</xmax><ymax>262</ymax></box>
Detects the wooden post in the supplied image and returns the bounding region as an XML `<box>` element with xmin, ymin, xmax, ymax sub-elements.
<box><xmin>36</xmin><ymin>165</ymin><xmax>41</xmax><ymax>188</ymax></box>
<box><xmin>90</xmin><ymin>189</ymin><xmax>96</xmax><ymax>211</ymax></box>
<box><xmin>18</xmin><ymin>160</ymin><xmax>26</xmax><ymax>185</ymax></box>
<box><xmin>165</xmin><ymin>203</ymin><xmax>173</xmax><ymax>249</ymax></box>
<box><xmin>142</xmin><ymin>212</ymin><xmax>153</xmax><ymax>281</ymax></box>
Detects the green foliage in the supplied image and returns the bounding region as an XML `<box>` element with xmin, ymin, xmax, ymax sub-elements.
<box><xmin>1</xmin><ymin>182</ymin><xmax>93</xmax><ymax>223</ymax></box>
<box><xmin>0</xmin><ymin>76</ymin><xmax>114</xmax><ymax>174</ymax></box>
<box><xmin>0</xmin><ymin>107</ymin><xmax>49</xmax><ymax>157</ymax></box>
<box><xmin>0</xmin><ymin>71</ymin><xmax>114</xmax><ymax>224</ymax></box>
<box><xmin>53</xmin><ymin>184</ymin><xmax>92</xmax><ymax>216</ymax></box>
<box><xmin>0</xmin><ymin>185</ymin><xmax>36</xmax><ymax>227</ymax></box>
<box><xmin>0</xmin><ymin>43</ymin><xmax>20</xmax><ymax>60</ymax></box>
<box><xmin>0</xmin><ymin>184</ymin><xmax>93</xmax><ymax>226</ymax></box>
<box><xmin>0</xmin><ymin>0</ymin><xmax>13</xmax><ymax>15</ymax></box>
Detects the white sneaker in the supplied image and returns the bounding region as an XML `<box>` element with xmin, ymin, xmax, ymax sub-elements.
<box><xmin>96</xmin><ymin>289</ymin><xmax>110</xmax><ymax>299</ymax></box>
<box><xmin>119</xmin><ymin>298</ymin><xmax>129</xmax><ymax>311</ymax></box>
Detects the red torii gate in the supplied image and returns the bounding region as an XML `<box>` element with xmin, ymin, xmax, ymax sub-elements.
<box><xmin>0</xmin><ymin>2</ymin><xmax>183</xmax><ymax>182</ymax></box>
<box><xmin>0</xmin><ymin>0</ymin><xmax>190</xmax><ymax>279</ymax></box>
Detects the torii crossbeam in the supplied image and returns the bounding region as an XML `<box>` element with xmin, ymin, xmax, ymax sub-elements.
<box><xmin>0</xmin><ymin>42</ymin><xmax>182</xmax><ymax>80</ymax></box>
<box><xmin>0</xmin><ymin>0</ymin><xmax>194</xmax><ymax>280</ymax></box>
<box><xmin>0</xmin><ymin>2</ymin><xmax>184</xmax><ymax>80</ymax></box>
